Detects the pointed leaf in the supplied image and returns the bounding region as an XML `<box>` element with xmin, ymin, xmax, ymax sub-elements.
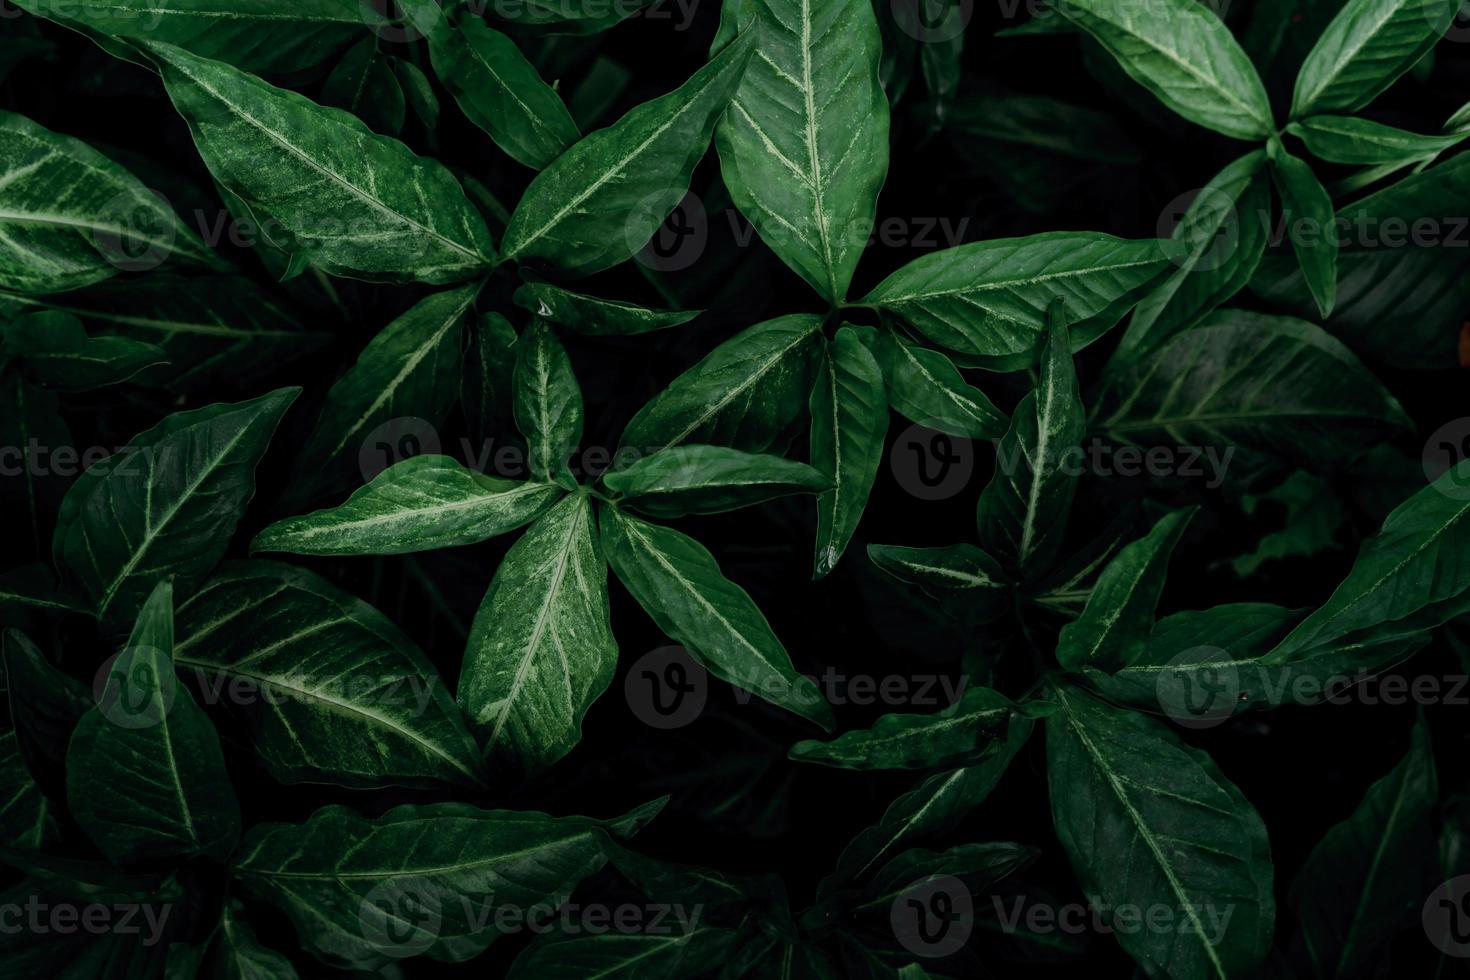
<box><xmin>2</xmin><ymin>311</ymin><xmax>166</xmax><ymax>391</ymax></box>
<box><xmin>1289</xmin><ymin>115</ymin><xmax>1469</xmax><ymax>165</ymax></box>
<box><xmin>513</xmin><ymin>320</ymin><xmax>583</xmax><ymax>485</ymax></box>
<box><xmin>1291</xmin><ymin>0</ymin><xmax>1461</xmax><ymax>117</ymax></box>
<box><xmin>866</xmin><ymin>329</ymin><xmax>1007</xmax><ymax>440</ymax></box>
<box><xmin>514</xmin><ymin>282</ymin><xmax>700</xmax><ymax>336</ymax></box>
<box><xmin>603</xmin><ymin>445</ymin><xmax>830</xmax><ymax>518</ymax></box>
<box><xmin>790</xmin><ymin>686</ymin><xmax>1016</xmax><ymax>770</ymax></box>
<box><xmin>1269</xmin><ymin>143</ymin><xmax>1338</xmax><ymax>318</ymax></box>
<box><xmin>809</xmin><ymin>327</ymin><xmax>886</xmax><ymax>577</ymax></box>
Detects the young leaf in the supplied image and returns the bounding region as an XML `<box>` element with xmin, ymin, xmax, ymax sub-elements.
<box><xmin>1047</xmin><ymin>683</ymin><xmax>1275</xmax><ymax>979</ymax></box>
<box><xmin>1056</xmin><ymin>508</ymin><xmax>1195</xmax><ymax>673</ymax></box>
<box><xmin>1055</xmin><ymin>0</ymin><xmax>1274</xmax><ymax>140</ymax></box>
<box><xmin>500</xmin><ymin>31</ymin><xmax>754</xmax><ymax>274</ymax></box>
<box><xmin>52</xmin><ymin>388</ymin><xmax>298</xmax><ymax>631</ymax></box>
<box><xmin>0</xmin><ymin>110</ymin><xmax>222</xmax><ymax>295</ymax></box>
<box><xmin>619</xmin><ymin>315</ymin><xmax>823</xmax><ymax>457</ymax></box>
<box><xmin>513</xmin><ymin>321</ymin><xmax>583</xmax><ymax>485</ymax></box>
<box><xmin>711</xmin><ymin>0</ymin><xmax>890</xmax><ymax>302</ymax></box>
<box><xmin>1291</xmin><ymin>0</ymin><xmax>1461</xmax><ymax>118</ymax></box>
<box><xmin>866</xmin><ymin>329</ymin><xmax>1007</xmax><ymax>440</ymax></box>
<box><xmin>140</xmin><ymin>41</ymin><xmax>496</xmax><ymax>283</ymax></box>
<box><xmin>600</xmin><ymin>506</ymin><xmax>834</xmax><ymax>731</ymax></box>
<box><xmin>862</xmin><ymin>232</ymin><xmax>1170</xmax><ymax>369</ymax></box>
<box><xmin>514</xmin><ymin>282</ymin><xmax>701</xmax><ymax>336</ymax></box>
<box><xmin>254</xmin><ymin>456</ymin><xmax>562</xmax><ymax>556</ymax></box>
<box><xmin>602</xmin><ymin>445</ymin><xmax>831</xmax><ymax>518</ymax></box>
<box><xmin>1269</xmin><ymin>143</ymin><xmax>1339</xmax><ymax>317</ymax></box>
<box><xmin>790</xmin><ymin>686</ymin><xmax>1016</xmax><ymax>770</ymax></box>
<box><xmin>65</xmin><ymin>581</ymin><xmax>241</xmax><ymax>866</ymax></box>
<box><xmin>1289</xmin><ymin>115</ymin><xmax>1468</xmax><ymax>165</ymax></box>
<box><xmin>457</xmin><ymin>494</ymin><xmax>616</xmax><ymax>775</ymax></box>
<box><xmin>809</xmin><ymin>327</ymin><xmax>887</xmax><ymax>577</ymax></box>
<box><xmin>428</xmin><ymin>15</ymin><xmax>581</xmax><ymax>169</ymax></box>
<box><xmin>1</xmin><ymin>311</ymin><xmax>166</xmax><ymax>391</ymax></box>
<box><xmin>173</xmin><ymin>561</ymin><xmax>483</xmax><ymax>788</ymax></box>
<box><xmin>976</xmin><ymin>302</ymin><xmax>1084</xmax><ymax>577</ymax></box>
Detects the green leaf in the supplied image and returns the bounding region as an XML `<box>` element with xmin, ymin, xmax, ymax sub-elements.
<box><xmin>1055</xmin><ymin>0</ymin><xmax>1273</xmax><ymax>140</ymax></box>
<box><xmin>809</xmin><ymin>327</ymin><xmax>887</xmax><ymax>577</ymax></box>
<box><xmin>0</xmin><ymin>729</ymin><xmax>52</xmax><ymax>850</ymax></box>
<box><xmin>976</xmin><ymin>302</ymin><xmax>1084</xmax><ymax>577</ymax></box>
<box><xmin>619</xmin><ymin>314</ymin><xmax>823</xmax><ymax>457</ymax></box>
<box><xmin>1291</xmin><ymin>0</ymin><xmax>1461</xmax><ymax>118</ymax></box>
<box><xmin>866</xmin><ymin>329</ymin><xmax>1007</xmax><ymax>440</ymax></box>
<box><xmin>500</xmin><ymin>31</ymin><xmax>754</xmax><ymax>274</ymax></box>
<box><xmin>862</xmin><ymin>232</ymin><xmax>1170</xmax><ymax>369</ymax></box>
<box><xmin>508</xmin><ymin>928</ymin><xmax>742</xmax><ymax>980</ymax></box>
<box><xmin>1046</xmin><ymin>683</ymin><xmax>1274</xmax><ymax>980</ymax></box>
<box><xmin>458</xmin><ymin>494</ymin><xmax>615</xmax><ymax>774</ymax></box>
<box><xmin>1117</xmin><ymin>150</ymin><xmax>1271</xmax><ymax>360</ymax></box>
<box><xmin>790</xmin><ymin>686</ymin><xmax>1017</xmax><ymax>770</ymax></box>
<box><xmin>0</xmin><ymin>377</ymin><xmax>69</xmax><ymax>562</ymax></box>
<box><xmin>429</xmin><ymin>15</ymin><xmax>580</xmax><ymax>169</ymax></box>
<box><xmin>462</xmin><ymin>311</ymin><xmax>518</xmax><ymax>449</ymax></box>
<box><xmin>254</xmin><ymin>456</ymin><xmax>562</xmax><ymax>556</ymax></box>
<box><xmin>603</xmin><ymin>445</ymin><xmax>830</xmax><ymax>518</ymax></box>
<box><xmin>1097</xmin><ymin>311</ymin><xmax>1410</xmax><ymax>466</ymax></box>
<box><xmin>321</xmin><ymin>38</ymin><xmax>405</xmax><ymax>137</ymax></box>
<box><xmin>1056</xmin><ymin>508</ymin><xmax>1195</xmax><ymax>673</ymax></box>
<box><xmin>514</xmin><ymin>281</ymin><xmax>700</xmax><ymax>336</ymax></box>
<box><xmin>233</xmin><ymin>800</ymin><xmax>655</xmax><ymax>970</ymax></box>
<box><xmin>11</xmin><ymin>0</ymin><xmax>368</xmax><ymax>74</ymax></box>
<box><xmin>1</xmin><ymin>311</ymin><xmax>166</xmax><ymax>390</ymax></box>
<box><xmin>0</xmin><ymin>110</ymin><xmax>222</xmax><ymax>295</ymax></box>
<box><xmin>291</xmin><ymin>285</ymin><xmax>476</xmax><ymax>503</ymax></box>
<box><xmin>489</xmin><ymin>0</ymin><xmax>653</xmax><ymax>34</ymax></box>
<box><xmin>1269</xmin><ymin>143</ymin><xmax>1338</xmax><ymax>318</ymax></box>
<box><xmin>867</xmin><ymin>542</ymin><xmax>1008</xmax><ymax>603</ymax></box>
<box><xmin>513</xmin><ymin>320</ymin><xmax>583</xmax><ymax>485</ymax></box>
<box><xmin>711</xmin><ymin>0</ymin><xmax>889</xmax><ymax>302</ymax></box>
<box><xmin>1289</xmin><ymin>115</ymin><xmax>1469</xmax><ymax>165</ymax></box>
<box><xmin>140</xmin><ymin>41</ymin><xmax>495</xmax><ymax>283</ymax></box>
<box><xmin>1289</xmin><ymin>715</ymin><xmax>1439</xmax><ymax>978</ymax></box>
<box><xmin>52</xmin><ymin>388</ymin><xmax>298</xmax><ymax>631</ymax></box>
<box><xmin>1</xmin><ymin>628</ymin><xmax>91</xmax><ymax>791</ymax></box>
<box><xmin>600</xmin><ymin>506</ymin><xmax>833</xmax><ymax>730</ymax></box>
<box><xmin>173</xmin><ymin>561</ymin><xmax>483</xmax><ymax>788</ymax></box>
<box><xmin>65</xmin><ymin>581</ymin><xmax>241</xmax><ymax>866</ymax></box>
<box><xmin>197</xmin><ymin>902</ymin><xmax>298</xmax><ymax>980</ymax></box>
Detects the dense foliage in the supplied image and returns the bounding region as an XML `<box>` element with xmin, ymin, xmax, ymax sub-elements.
<box><xmin>2</xmin><ymin>0</ymin><xmax>1470</xmax><ymax>977</ymax></box>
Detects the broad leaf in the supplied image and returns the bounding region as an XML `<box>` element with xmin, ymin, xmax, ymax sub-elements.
<box><xmin>514</xmin><ymin>282</ymin><xmax>700</xmax><ymax>336</ymax></box>
<box><xmin>712</xmin><ymin>0</ymin><xmax>889</xmax><ymax>301</ymax></box>
<box><xmin>1</xmin><ymin>311</ymin><xmax>166</xmax><ymax>391</ymax></box>
<box><xmin>866</xmin><ymin>329</ymin><xmax>1007</xmax><ymax>440</ymax></box>
<box><xmin>141</xmin><ymin>42</ymin><xmax>495</xmax><ymax>283</ymax></box>
<box><xmin>0</xmin><ymin>730</ymin><xmax>52</xmax><ymax>850</ymax></box>
<box><xmin>173</xmin><ymin>561</ymin><xmax>483</xmax><ymax>788</ymax></box>
<box><xmin>1289</xmin><ymin>115</ymin><xmax>1468</xmax><ymax>165</ymax></box>
<box><xmin>513</xmin><ymin>320</ymin><xmax>583</xmax><ymax>485</ymax></box>
<box><xmin>600</xmin><ymin>506</ymin><xmax>834</xmax><ymax>730</ymax></box>
<box><xmin>602</xmin><ymin>445</ymin><xmax>830</xmax><ymax>518</ymax></box>
<box><xmin>1</xmin><ymin>628</ymin><xmax>91</xmax><ymax>792</ymax></box>
<box><xmin>809</xmin><ymin>327</ymin><xmax>887</xmax><ymax>577</ymax></box>
<box><xmin>790</xmin><ymin>686</ymin><xmax>1016</xmax><ymax>770</ymax></box>
<box><xmin>500</xmin><ymin>32</ymin><xmax>755</xmax><ymax>275</ymax></box>
<box><xmin>1269</xmin><ymin>142</ymin><xmax>1338</xmax><ymax>317</ymax></box>
<box><xmin>867</xmin><ymin>543</ymin><xmax>1009</xmax><ymax>611</ymax></box>
<box><xmin>65</xmin><ymin>581</ymin><xmax>241</xmax><ymax>866</ymax></box>
<box><xmin>457</xmin><ymin>494</ymin><xmax>615</xmax><ymax>774</ymax></box>
<box><xmin>52</xmin><ymin>388</ymin><xmax>297</xmax><ymax>630</ymax></box>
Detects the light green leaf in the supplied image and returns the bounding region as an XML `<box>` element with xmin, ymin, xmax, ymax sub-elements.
<box><xmin>790</xmin><ymin>686</ymin><xmax>1016</xmax><ymax>770</ymax></box>
<box><xmin>601</xmin><ymin>506</ymin><xmax>833</xmax><ymax>731</ymax></box>
<box><xmin>1291</xmin><ymin>0</ymin><xmax>1461</xmax><ymax>118</ymax></box>
<box><xmin>513</xmin><ymin>320</ymin><xmax>583</xmax><ymax>485</ymax></box>
<box><xmin>1289</xmin><ymin>114</ymin><xmax>1469</xmax><ymax>165</ymax></box>
<box><xmin>254</xmin><ymin>456</ymin><xmax>562</xmax><ymax>556</ymax></box>
<box><xmin>173</xmin><ymin>561</ymin><xmax>483</xmax><ymax>788</ymax></box>
<box><xmin>602</xmin><ymin>445</ymin><xmax>830</xmax><ymax>518</ymax></box>
<box><xmin>809</xmin><ymin>326</ymin><xmax>886</xmax><ymax>577</ymax></box>
<box><xmin>619</xmin><ymin>314</ymin><xmax>823</xmax><ymax>457</ymax></box>
<box><xmin>514</xmin><ymin>281</ymin><xmax>700</xmax><ymax>336</ymax></box>
<box><xmin>500</xmin><ymin>31</ymin><xmax>754</xmax><ymax>274</ymax></box>
<box><xmin>141</xmin><ymin>41</ymin><xmax>495</xmax><ymax>283</ymax></box>
<box><xmin>866</xmin><ymin>329</ymin><xmax>1006</xmax><ymax>440</ymax></box>
<box><xmin>1055</xmin><ymin>0</ymin><xmax>1273</xmax><ymax>139</ymax></box>
<box><xmin>1047</xmin><ymin>683</ymin><xmax>1275</xmax><ymax>979</ymax></box>
<box><xmin>65</xmin><ymin>581</ymin><xmax>241</xmax><ymax>866</ymax></box>
<box><xmin>712</xmin><ymin>0</ymin><xmax>889</xmax><ymax>302</ymax></box>
<box><xmin>458</xmin><ymin>494</ymin><xmax>614</xmax><ymax>775</ymax></box>
<box><xmin>863</xmin><ymin>232</ymin><xmax>1170</xmax><ymax>369</ymax></box>
<box><xmin>52</xmin><ymin>388</ymin><xmax>297</xmax><ymax>631</ymax></box>
<box><xmin>429</xmin><ymin>15</ymin><xmax>580</xmax><ymax>169</ymax></box>
<box><xmin>0</xmin><ymin>110</ymin><xmax>222</xmax><ymax>295</ymax></box>
<box><xmin>1</xmin><ymin>311</ymin><xmax>166</xmax><ymax>391</ymax></box>
<box><xmin>1269</xmin><ymin>142</ymin><xmax>1338</xmax><ymax>317</ymax></box>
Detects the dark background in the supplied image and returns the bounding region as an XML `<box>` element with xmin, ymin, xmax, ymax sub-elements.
<box><xmin>4</xmin><ymin>0</ymin><xmax>1470</xmax><ymax>975</ymax></box>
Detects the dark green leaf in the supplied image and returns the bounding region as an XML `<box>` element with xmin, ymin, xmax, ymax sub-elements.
<box><xmin>2</xmin><ymin>311</ymin><xmax>166</xmax><ymax>390</ymax></box>
<box><xmin>1291</xmin><ymin>0</ymin><xmax>1461</xmax><ymax>117</ymax></box>
<box><xmin>1289</xmin><ymin>115</ymin><xmax>1468</xmax><ymax>165</ymax></box>
<box><xmin>809</xmin><ymin>327</ymin><xmax>887</xmax><ymax>577</ymax></box>
<box><xmin>1269</xmin><ymin>142</ymin><xmax>1338</xmax><ymax>317</ymax></box>
<box><xmin>866</xmin><ymin>329</ymin><xmax>1007</xmax><ymax>440</ymax></box>
<box><xmin>514</xmin><ymin>281</ymin><xmax>700</xmax><ymax>336</ymax></box>
<box><xmin>603</xmin><ymin>444</ymin><xmax>830</xmax><ymax>517</ymax></box>
<box><xmin>790</xmin><ymin>686</ymin><xmax>1017</xmax><ymax>770</ymax></box>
